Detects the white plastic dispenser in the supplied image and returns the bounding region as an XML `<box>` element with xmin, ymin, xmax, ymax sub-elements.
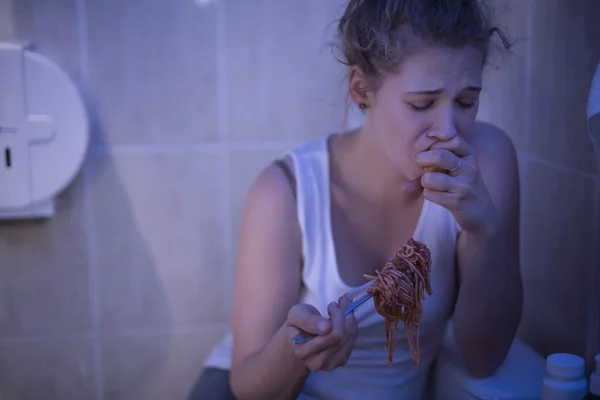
<box><xmin>0</xmin><ymin>42</ymin><xmax>88</xmax><ymax>219</ymax></box>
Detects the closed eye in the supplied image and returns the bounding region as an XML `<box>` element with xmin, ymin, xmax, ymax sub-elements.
<box><xmin>456</xmin><ymin>100</ymin><xmax>476</xmax><ymax>109</ymax></box>
<box><xmin>409</xmin><ymin>99</ymin><xmax>476</xmax><ymax>111</ymax></box>
<box><xmin>409</xmin><ymin>101</ymin><xmax>434</xmax><ymax>111</ymax></box>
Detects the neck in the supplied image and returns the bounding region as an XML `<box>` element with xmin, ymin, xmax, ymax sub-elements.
<box><xmin>334</xmin><ymin>128</ymin><xmax>419</xmax><ymax>203</ymax></box>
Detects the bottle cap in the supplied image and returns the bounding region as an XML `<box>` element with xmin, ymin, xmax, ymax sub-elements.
<box><xmin>546</xmin><ymin>353</ymin><xmax>585</xmax><ymax>380</ymax></box>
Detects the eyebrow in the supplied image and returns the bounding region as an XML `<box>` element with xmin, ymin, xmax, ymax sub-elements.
<box><xmin>407</xmin><ymin>86</ymin><xmax>482</xmax><ymax>95</ymax></box>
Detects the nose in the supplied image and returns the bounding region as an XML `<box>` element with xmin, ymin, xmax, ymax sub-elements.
<box><xmin>428</xmin><ymin>107</ymin><xmax>457</xmax><ymax>140</ymax></box>
<box><xmin>427</xmin><ymin>127</ymin><xmax>457</xmax><ymax>140</ymax></box>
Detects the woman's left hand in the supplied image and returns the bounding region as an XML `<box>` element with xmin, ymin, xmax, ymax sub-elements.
<box><xmin>415</xmin><ymin>135</ymin><xmax>498</xmax><ymax>234</ymax></box>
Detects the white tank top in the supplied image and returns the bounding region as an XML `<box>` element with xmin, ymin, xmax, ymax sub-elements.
<box><xmin>204</xmin><ymin>134</ymin><xmax>459</xmax><ymax>400</ymax></box>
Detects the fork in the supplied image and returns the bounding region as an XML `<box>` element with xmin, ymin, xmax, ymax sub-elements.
<box><xmin>291</xmin><ymin>293</ymin><xmax>374</xmax><ymax>344</ymax></box>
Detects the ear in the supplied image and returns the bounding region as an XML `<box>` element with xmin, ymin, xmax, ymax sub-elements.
<box><xmin>348</xmin><ymin>66</ymin><xmax>372</xmax><ymax>109</ymax></box>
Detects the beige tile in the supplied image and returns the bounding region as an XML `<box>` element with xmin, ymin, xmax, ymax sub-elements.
<box><xmin>102</xmin><ymin>329</ymin><xmax>226</xmax><ymax>400</ymax></box>
<box><xmin>85</xmin><ymin>0</ymin><xmax>219</xmax><ymax>146</ymax></box>
<box><xmin>526</xmin><ymin>0</ymin><xmax>600</xmax><ymax>173</ymax></box>
<box><xmin>515</xmin><ymin>152</ymin><xmax>528</xmax><ymax>254</ymax></box>
<box><xmin>588</xmin><ymin>180</ymin><xmax>600</xmax><ymax>370</ymax></box>
<box><xmin>225</xmin><ymin>0</ymin><xmax>348</xmax><ymax>142</ymax></box>
<box><xmin>0</xmin><ymin>176</ymin><xmax>91</xmax><ymax>337</ymax></box>
<box><xmin>517</xmin><ymin>160</ymin><xmax>596</xmax><ymax>357</ymax></box>
<box><xmin>89</xmin><ymin>153</ymin><xmax>228</xmax><ymax>330</ymax></box>
<box><xmin>0</xmin><ymin>0</ymin><xmax>15</xmax><ymax>39</ymax></box>
<box><xmin>590</xmin><ymin>114</ymin><xmax>600</xmax><ymax>159</ymax></box>
<box><xmin>0</xmin><ymin>338</ymin><xmax>95</xmax><ymax>400</ymax></box>
<box><xmin>12</xmin><ymin>0</ymin><xmax>81</xmax><ymax>81</ymax></box>
<box><xmin>478</xmin><ymin>0</ymin><xmax>530</xmax><ymax>149</ymax></box>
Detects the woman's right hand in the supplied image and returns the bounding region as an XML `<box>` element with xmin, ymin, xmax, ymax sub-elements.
<box><xmin>286</xmin><ymin>294</ymin><xmax>358</xmax><ymax>372</ymax></box>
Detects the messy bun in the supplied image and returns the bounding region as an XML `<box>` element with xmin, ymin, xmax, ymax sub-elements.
<box><xmin>335</xmin><ymin>0</ymin><xmax>511</xmax><ymax>88</ymax></box>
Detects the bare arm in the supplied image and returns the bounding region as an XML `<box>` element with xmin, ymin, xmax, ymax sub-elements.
<box><xmin>229</xmin><ymin>163</ymin><xmax>309</xmax><ymax>400</ymax></box>
<box><xmin>453</xmin><ymin>123</ymin><xmax>524</xmax><ymax>378</ymax></box>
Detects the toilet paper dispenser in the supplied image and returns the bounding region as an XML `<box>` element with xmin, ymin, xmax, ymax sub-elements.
<box><xmin>0</xmin><ymin>42</ymin><xmax>88</xmax><ymax>220</ymax></box>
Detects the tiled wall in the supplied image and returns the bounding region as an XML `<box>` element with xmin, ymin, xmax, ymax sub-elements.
<box><xmin>1</xmin><ymin>1</ymin><xmax>348</xmax><ymax>398</ymax></box>
<box><xmin>0</xmin><ymin>0</ymin><xmax>598</xmax><ymax>398</ymax></box>
<box><xmin>493</xmin><ymin>0</ymin><xmax>600</xmax><ymax>370</ymax></box>
<box><xmin>460</xmin><ymin>0</ymin><xmax>600</xmax><ymax>367</ymax></box>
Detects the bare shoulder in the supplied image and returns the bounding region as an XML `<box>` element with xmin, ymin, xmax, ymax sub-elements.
<box><xmin>239</xmin><ymin>159</ymin><xmax>301</xmax><ymax>276</ymax></box>
<box><xmin>467</xmin><ymin>121</ymin><xmax>518</xmax><ymax>169</ymax></box>
<box><xmin>240</xmin><ymin>159</ymin><xmax>301</xmax><ymax>253</ymax></box>
<box><xmin>249</xmin><ymin>161</ymin><xmax>295</xmax><ymax>203</ymax></box>
<box><xmin>467</xmin><ymin>121</ymin><xmax>516</xmax><ymax>160</ymax></box>
<box><xmin>246</xmin><ymin>158</ymin><xmax>295</xmax><ymax>222</ymax></box>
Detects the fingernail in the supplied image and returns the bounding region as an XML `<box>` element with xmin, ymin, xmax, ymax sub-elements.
<box><xmin>345</xmin><ymin>294</ymin><xmax>353</xmax><ymax>302</ymax></box>
<box><xmin>317</xmin><ymin>320</ymin><xmax>329</xmax><ymax>332</ymax></box>
<box><xmin>329</xmin><ymin>301</ymin><xmax>337</xmax><ymax>308</ymax></box>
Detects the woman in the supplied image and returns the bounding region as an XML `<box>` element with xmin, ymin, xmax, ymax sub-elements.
<box><xmin>191</xmin><ymin>0</ymin><xmax>523</xmax><ymax>398</ymax></box>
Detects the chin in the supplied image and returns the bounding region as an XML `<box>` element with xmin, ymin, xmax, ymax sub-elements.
<box><xmin>407</xmin><ymin>167</ymin><xmax>424</xmax><ymax>180</ymax></box>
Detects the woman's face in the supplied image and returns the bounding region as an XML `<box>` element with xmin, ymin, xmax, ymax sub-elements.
<box><xmin>362</xmin><ymin>45</ymin><xmax>484</xmax><ymax>179</ymax></box>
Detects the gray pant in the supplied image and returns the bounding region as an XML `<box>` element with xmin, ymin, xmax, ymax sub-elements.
<box><xmin>188</xmin><ymin>367</ymin><xmax>237</xmax><ymax>400</ymax></box>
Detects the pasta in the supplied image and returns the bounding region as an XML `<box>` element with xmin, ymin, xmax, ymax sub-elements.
<box><xmin>364</xmin><ymin>238</ymin><xmax>433</xmax><ymax>367</ymax></box>
<box><xmin>423</xmin><ymin>166</ymin><xmax>446</xmax><ymax>173</ymax></box>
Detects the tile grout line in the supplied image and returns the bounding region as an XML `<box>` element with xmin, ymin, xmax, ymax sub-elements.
<box><xmin>522</xmin><ymin>0</ymin><xmax>533</xmax><ymax>149</ymax></box>
<box><xmin>515</xmin><ymin>152</ymin><xmax>527</xmax><ymax>257</ymax></box>
<box><xmin>85</xmin><ymin>141</ymin><xmax>302</xmax><ymax>155</ymax></box>
<box><xmin>217</xmin><ymin>0</ymin><xmax>234</xmax><ymax>323</ymax></box>
<box><xmin>83</xmin><ymin>155</ymin><xmax>103</xmax><ymax>400</ymax></box>
<box><xmin>0</xmin><ymin>322</ymin><xmax>230</xmax><ymax>344</ymax></box>
<box><xmin>77</xmin><ymin>0</ymin><xmax>89</xmax><ymax>83</ymax></box>
<box><xmin>0</xmin><ymin>333</ymin><xmax>94</xmax><ymax>345</ymax></box>
<box><xmin>517</xmin><ymin>151</ymin><xmax>600</xmax><ymax>181</ymax></box>
<box><xmin>76</xmin><ymin>0</ymin><xmax>103</xmax><ymax>398</ymax></box>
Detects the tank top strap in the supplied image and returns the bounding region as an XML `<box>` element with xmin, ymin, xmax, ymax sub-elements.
<box><xmin>283</xmin><ymin>134</ymin><xmax>334</xmax><ymax>280</ymax></box>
